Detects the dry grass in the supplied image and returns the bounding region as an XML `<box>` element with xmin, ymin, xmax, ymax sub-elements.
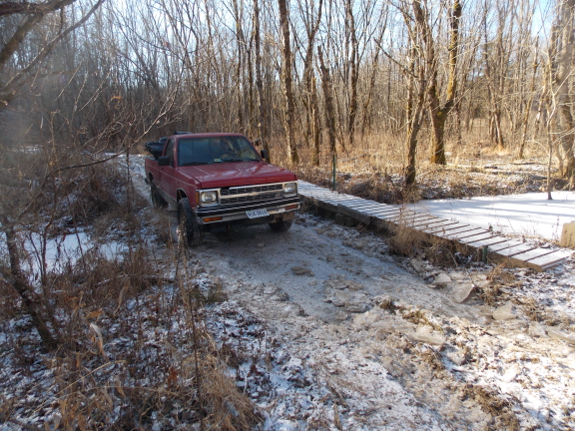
<box><xmin>462</xmin><ymin>384</ymin><xmax>520</xmax><ymax>430</ymax></box>
<box><xmin>475</xmin><ymin>263</ymin><xmax>517</xmax><ymax>305</ymax></box>
<box><xmin>0</xmin><ymin>158</ymin><xmax>260</xmax><ymax>430</ymax></box>
<box><xmin>294</xmin><ymin>129</ymin><xmax>555</xmax><ymax>206</ymax></box>
<box><xmin>386</xmin><ymin>223</ymin><xmax>428</xmax><ymax>257</ymax></box>
<box><xmin>521</xmin><ymin>297</ymin><xmax>541</xmax><ymax>322</ymax></box>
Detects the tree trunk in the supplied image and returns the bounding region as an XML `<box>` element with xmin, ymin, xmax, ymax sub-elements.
<box><xmin>345</xmin><ymin>0</ymin><xmax>359</xmax><ymax>148</ymax></box>
<box><xmin>518</xmin><ymin>43</ymin><xmax>538</xmax><ymax>159</ymax></box>
<box><xmin>1</xmin><ymin>219</ymin><xmax>58</xmax><ymax>350</ymax></box>
<box><xmin>277</xmin><ymin>0</ymin><xmax>299</xmax><ymax>164</ymax></box>
<box><xmin>412</xmin><ymin>0</ymin><xmax>461</xmax><ymax>165</ymax></box>
<box><xmin>232</xmin><ymin>0</ymin><xmax>245</xmax><ymax>133</ymax></box>
<box><xmin>405</xmin><ymin>46</ymin><xmax>427</xmax><ymax>187</ymax></box>
<box><xmin>554</xmin><ymin>0</ymin><xmax>575</xmax><ymax>183</ymax></box>
<box><xmin>300</xmin><ymin>0</ymin><xmax>323</xmax><ymax>165</ymax></box>
<box><xmin>318</xmin><ymin>46</ymin><xmax>337</xmax><ymax>156</ymax></box>
<box><xmin>252</xmin><ymin>0</ymin><xmax>270</xmax><ymax>162</ymax></box>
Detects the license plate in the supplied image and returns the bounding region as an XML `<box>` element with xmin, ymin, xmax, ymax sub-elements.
<box><xmin>246</xmin><ymin>208</ymin><xmax>269</xmax><ymax>219</ymax></box>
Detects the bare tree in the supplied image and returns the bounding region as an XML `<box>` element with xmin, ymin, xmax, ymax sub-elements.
<box><xmin>548</xmin><ymin>0</ymin><xmax>575</xmax><ymax>183</ymax></box>
<box><xmin>428</xmin><ymin>0</ymin><xmax>461</xmax><ymax>165</ymax></box>
<box><xmin>253</xmin><ymin>0</ymin><xmax>271</xmax><ymax>160</ymax></box>
<box><xmin>296</xmin><ymin>0</ymin><xmax>323</xmax><ymax>165</ymax></box>
<box><xmin>278</xmin><ymin>0</ymin><xmax>299</xmax><ymax>164</ymax></box>
<box><xmin>318</xmin><ymin>45</ymin><xmax>337</xmax><ymax>156</ymax></box>
<box><xmin>518</xmin><ymin>40</ymin><xmax>539</xmax><ymax>159</ymax></box>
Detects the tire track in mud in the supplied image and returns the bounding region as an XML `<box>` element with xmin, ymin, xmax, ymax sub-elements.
<box><xmin>130</xmin><ymin>155</ymin><xmax>573</xmax><ymax>429</ymax></box>
<box><xmin>192</xmin><ymin>216</ymin><xmax>516</xmax><ymax>429</ymax></box>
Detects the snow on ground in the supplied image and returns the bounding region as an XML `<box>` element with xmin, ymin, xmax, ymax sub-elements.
<box><xmin>196</xmin><ymin>213</ymin><xmax>575</xmax><ymax>430</ymax></box>
<box><xmin>3</xmin><ymin>154</ymin><xmax>575</xmax><ymax>430</ymax></box>
<box><xmin>0</xmin><ymin>230</ymin><xmax>127</xmax><ymax>284</ymax></box>
<box><xmin>409</xmin><ymin>191</ymin><xmax>575</xmax><ymax>242</ymax></box>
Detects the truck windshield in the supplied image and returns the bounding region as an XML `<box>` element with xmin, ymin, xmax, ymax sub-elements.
<box><xmin>178</xmin><ymin>136</ymin><xmax>261</xmax><ymax>166</ymax></box>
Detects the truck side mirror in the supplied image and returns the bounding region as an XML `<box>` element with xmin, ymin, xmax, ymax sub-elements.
<box><xmin>260</xmin><ymin>149</ymin><xmax>269</xmax><ymax>160</ymax></box>
<box><xmin>158</xmin><ymin>155</ymin><xmax>170</xmax><ymax>166</ymax></box>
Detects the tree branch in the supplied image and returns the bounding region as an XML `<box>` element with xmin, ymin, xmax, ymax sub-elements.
<box><xmin>0</xmin><ymin>0</ymin><xmax>74</xmax><ymax>17</ymax></box>
<box><xmin>0</xmin><ymin>0</ymin><xmax>106</xmax><ymax>109</ymax></box>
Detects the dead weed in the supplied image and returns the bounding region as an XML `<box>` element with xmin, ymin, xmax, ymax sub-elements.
<box><xmin>462</xmin><ymin>384</ymin><xmax>519</xmax><ymax>430</ymax></box>
<box><xmin>387</xmin><ymin>224</ymin><xmax>428</xmax><ymax>257</ymax></box>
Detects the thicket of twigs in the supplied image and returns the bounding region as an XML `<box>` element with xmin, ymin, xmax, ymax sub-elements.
<box><xmin>1</xmin><ymin>0</ymin><xmax>574</xmax><ymax>427</ymax></box>
<box><xmin>0</xmin><ymin>154</ymin><xmax>260</xmax><ymax>429</ymax></box>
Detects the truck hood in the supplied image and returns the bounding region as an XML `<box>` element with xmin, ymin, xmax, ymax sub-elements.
<box><xmin>180</xmin><ymin>161</ymin><xmax>297</xmax><ymax>189</ymax></box>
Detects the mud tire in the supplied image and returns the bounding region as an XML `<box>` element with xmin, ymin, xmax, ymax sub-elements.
<box><xmin>177</xmin><ymin>198</ymin><xmax>203</xmax><ymax>246</ymax></box>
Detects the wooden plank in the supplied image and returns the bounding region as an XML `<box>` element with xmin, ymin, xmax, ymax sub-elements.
<box><xmin>411</xmin><ymin>219</ymin><xmax>459</xmax><ymax>230</ymax></box>
<box><xmin>437</xmin><ymin>226</ymin><xmax>483</xmax><ymax>239</ymax></box>
<box><xmin>363</xmin><ymin>206</ymin><xmax>398</xmax><ymax>214</ymax></box>
<box><xmin>494</xmin><ymin>243</ymin><xmax>538</xmax><ymax>257</ymax></box>
<box><xmin>506</xmin><ymin>248</ymin><xmax>558</xmax><ymax>269</ymax></box>
<box><xmin>390</xmin><ymin>214</ymin><xmax>437</xmax><ymax>226</ymax></box>
<box><xmin>402</xmin><ymin>217</ymin><xmax>441</xmax><ymax>229</ymax></box>
<box><xmin>448</xmin><ymin>229</ymin><xmax>491</xmax><ymax>241</ymax></box>
<box><xmin>347</xmin><ymin>202</ymin><xmax>385</xmax><ymax>210</ymax></box>
<box><xmin>353</xmin><ymin>207</ymin><xmax>393</xmax><ymax>218</ymax></box>
<box><xmin>385</xmin><ymin>209</ymin><xmax>420</xmax><ymax>221</ymax></box>
<box><xmin>410</xmin><ymin>214</ymin><xmax>451</xmax><ymax>223</ymax></box>
<box><xmin>487</xmin><ymin>239</ymin><xmax>524</xmax><ymax>252</ymax></box>
<box><xmin>369</xmin><ymin>209</ymin><xmax>401</xmax><ymax>218</ymax></box>
<box><xmin>447</xmin><ymin>226</ymin><xmax>487</xmax><ymax>241</ymax></box>
<box><xmin>457</xmin><ymin>232</ymin><xmax>495</xmax><ymax>244</ymax></box>
<box><xmin>402</xmin><ymin>214</ymin><xmax>438</xmax><ymax>225</ymax></box>
<box><xmin>466</xmin><ymin>236</ymin><xmax>508</xmax><ymax>248</ymax></box>
<box><xmin>342</xmin><ymin>198</ymin><xmax>370</xmax><ymax>206</ymax></box>
<box><xmin>380</xmin><ymin>211</ymin><xmax>416</xmax><ymax>221</ymax></box>
<box><xmin>512</xmin><ymin>248</ymin><xmax>557</xmax><ymax>262</ymax></box>
<box><xmin>362</xmin><ymin>205</ymin><xmax>399</xmax><ymax>215</ymax></box>
<box><xmin>525</xmin><ymin>250</ymin><xmax>572</xmax><ymax>271</ymax></box>
<box><xmin>453</xmin><ymin>229</ymin><xmax>491</xmax><ymax>240</ymax></box>
<box><xmin>424</xmin><ymin>222</ymin><xmax>469</xmax><ymax>234</ymax></box>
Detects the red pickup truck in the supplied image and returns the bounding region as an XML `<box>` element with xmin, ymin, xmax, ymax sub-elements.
<box><xmin>145</xmin><ymin>133</ymin><xmax>300</xmax><ymax>245</ymax></box>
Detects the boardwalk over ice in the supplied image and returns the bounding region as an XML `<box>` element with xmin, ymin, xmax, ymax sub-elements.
<box><xmin>298</xmin><ymin>181</ymin><xmax>571</xmax><ymax>271</ymax></box>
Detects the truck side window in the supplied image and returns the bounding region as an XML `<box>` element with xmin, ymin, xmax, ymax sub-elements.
<box><xmin>165</xmin><ymin>139</ymin><xmax>174</xmax><ymax>167</ymax></box>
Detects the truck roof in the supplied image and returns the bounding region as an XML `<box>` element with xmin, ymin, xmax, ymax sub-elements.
<box><xmin>169</xmin><ymin>132</ymin><xmax>246</xmax><ymax>139</ymax></box>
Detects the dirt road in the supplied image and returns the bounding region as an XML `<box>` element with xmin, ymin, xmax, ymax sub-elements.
<box><xmin>131</xmin><ymin>155</ymin><xmax>575</xmax><ymax>430</ymax></box>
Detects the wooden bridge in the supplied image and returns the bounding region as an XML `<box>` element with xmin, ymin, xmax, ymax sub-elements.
<box><xmin>298</xmin><ymin>181</ymin><xmax>572</xmax><ymax>271</ymax></box>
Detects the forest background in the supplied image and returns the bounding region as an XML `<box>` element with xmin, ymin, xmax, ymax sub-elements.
<box><xmin>2</xmin><ymin>1</ymin><xmax>575</xmax><ymax>429</ymax></box>
<box><xmin>2</xmin><ymin>0</ymin><xmax>575</xmax><ymax>188</ymax></box>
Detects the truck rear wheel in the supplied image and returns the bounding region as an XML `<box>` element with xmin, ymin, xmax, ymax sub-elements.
<box><xmin>177</xmin><ymin>198</ymin><xmax>203</xmax><ymax>246</ymax></box>
<box><xmin>269</xmin><ymin>219</ymin><xmax>293</xmax><ymax>232</ymax></box>
<box><xmin>151</xmin><ymin>181</ymin><xmax>168</xmax><ymax>209</ymax></box>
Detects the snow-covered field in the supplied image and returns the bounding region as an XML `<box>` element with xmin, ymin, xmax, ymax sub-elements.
<box><xmin>2</xmin><ymin>154</ymin><xmax>575</xmax><ymax>430</ymax></box>
<box><xmin>409</xmin><ymin>191</ymin><xmax>575</xmax><ymax>242</ymax></box>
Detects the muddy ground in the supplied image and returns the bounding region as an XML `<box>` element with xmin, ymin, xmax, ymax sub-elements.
<box><xmin>168</xmin><ymin>207</ymin><xmax>573</xmax><ymax>430</ymax></box>
<box><xmin>124</xmin><ymin>151</ymin><xmax>575</xmax><ymax>430</ymax></box>
<box><xmin>2</xmin><ymin>155</ymin><xmax>574</xmax><ymax>431</ymax></box>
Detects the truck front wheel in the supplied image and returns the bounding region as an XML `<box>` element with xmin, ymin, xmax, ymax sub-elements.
<box><xmin>177</xmin><ymin>198</ymin><xmax>203</xmax><ymax>246</ymax></box>
<box><xmin>269</xmin><ymin>218</ymin><xmax>293</xmax><ymax>232</ymax></box>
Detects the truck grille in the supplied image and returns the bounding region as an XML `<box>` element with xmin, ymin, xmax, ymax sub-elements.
<box><xmin>220</xmin><ymin>183</ymin><xmax>284</xmax><ymax>206</ymax></box>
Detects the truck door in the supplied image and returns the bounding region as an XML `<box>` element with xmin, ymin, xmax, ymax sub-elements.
<box><xmin>158</xmin><ymin>138</ymin><xmax>177</xmax><ymax>198</ymax></box>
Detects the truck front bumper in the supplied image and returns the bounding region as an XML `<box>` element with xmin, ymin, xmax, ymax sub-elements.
<box><xmin>195</xmin><ymin>197</ymin><xmax>300</xmax><ymax>227</ymax></box>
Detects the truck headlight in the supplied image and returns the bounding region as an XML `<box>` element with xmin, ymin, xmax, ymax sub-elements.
<box><xmin>200</xmin><ymin>190</ymin><xmax>218</xmax><ymax>205</ymax></box>
<box><xmin>283</xmin><ymin>182</ymin><xmax>297</xmax><ymax>196</ymax></box>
